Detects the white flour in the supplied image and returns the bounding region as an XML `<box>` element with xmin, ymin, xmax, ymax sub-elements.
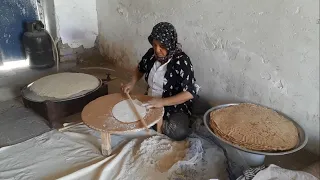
<box><xmin>115</xmin><ymin>136</ymin><xmax>189</xmax><ymax>180</ymax></box>
<box><xmin>113</xmin><ymin>135</ymin><xmax>228</xmax><ymax>180</ymax></box>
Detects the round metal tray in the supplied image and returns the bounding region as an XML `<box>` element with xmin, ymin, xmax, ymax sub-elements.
<box><xmin>203</xmin><ymin>103</ymin><xmax>308</xmax><ymax>156</ymax></box>
<box><xmin>21</xmin><ymin>76</ymin><xmax>102</xmax><ymax>103</ymax></box>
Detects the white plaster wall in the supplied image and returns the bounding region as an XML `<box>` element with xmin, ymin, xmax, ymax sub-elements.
<box><xmin>54</xmin><ymin>0</ymin><xmax>98</xmax><ymax>48</ymax></box>
<box><xmin>96</xmin><ymin>0</ymin><xmax>319</xmax><ymax>154</ymax></box>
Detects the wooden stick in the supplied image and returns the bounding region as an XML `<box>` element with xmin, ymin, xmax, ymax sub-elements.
<box><xmin>58</xmin><ymin>122</ymin><xmax>83</xmax><ymax>132</ymax></box>
<box><xmin>125</xmin><ymin>92</ymin><xmax>150</xmax><ymax>133</ymax></box>
<box><xmin>157</xmin><ymin>118</ymin><xmax>163</xmax><ymax>134</ymax></box>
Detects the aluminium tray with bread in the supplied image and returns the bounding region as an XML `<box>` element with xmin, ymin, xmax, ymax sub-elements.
<box><xmin>21</xmin><ymin>75</ymin><xmax>108</xmax><ymax>128</ymax></box>
<box><xmin>203</xmin><ymin>103</ymin><xmax>308</xmax><ymax>156</ymax></box>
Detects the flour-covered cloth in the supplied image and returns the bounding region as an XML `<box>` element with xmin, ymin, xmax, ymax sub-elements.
<box><xmin>0</xmin><ymin>123</ymin><xmax>228</xmax><ymax>180</ymax></box>
<box><xmin>59</xmin><ymin>125</ymin><xmax>228</xmax><ymax>180</ymax></box>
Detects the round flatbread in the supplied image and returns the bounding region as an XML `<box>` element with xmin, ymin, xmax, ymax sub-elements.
<box><xmin>112</xmin><ymin>99</ymin><xmax>147</xmax><ymax>123</ymax></box>
<box><xmin>29</xmin><ymin>72</ymin><xmax>100</xmax><ymax>99</ymax></box>
<box><xmin>210</xmin><ymin>103</ymin><xmax>299</xmax><ymax>151</ymax></box>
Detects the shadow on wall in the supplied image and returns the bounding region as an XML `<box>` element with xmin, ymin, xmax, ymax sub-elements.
<box><xmin>97</xmin><ymin>35</ymin><xmax>136</xmax><ymax>70</ymax></box>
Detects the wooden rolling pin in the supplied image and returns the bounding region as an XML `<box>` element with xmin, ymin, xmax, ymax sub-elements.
<box><xmin>125</xmin><ymin>92</ymin><xmax>150</xmax><ymax>133</ymax></box>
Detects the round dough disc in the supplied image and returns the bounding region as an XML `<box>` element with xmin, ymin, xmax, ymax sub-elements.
<box><xmin>29</xmin><ymin>72</ymin><xmax>100</xmax><ymax>99</ymax></box>
<box><xmin>112</xmin><ymin>99</ymin><xmax>147</xmax><ymax>123</ymax></box>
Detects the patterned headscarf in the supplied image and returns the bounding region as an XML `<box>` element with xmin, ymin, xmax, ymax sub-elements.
<box><xmin>148</xmin><ymin>22</ymin><xmax>181</xmax><ymax>63</ymax></box>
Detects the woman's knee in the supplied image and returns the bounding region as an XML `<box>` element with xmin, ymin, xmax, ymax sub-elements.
<box><xmin>162</xmin><ymin>113</ymin><xmax>190</xmax><ymax>141</ymax></box>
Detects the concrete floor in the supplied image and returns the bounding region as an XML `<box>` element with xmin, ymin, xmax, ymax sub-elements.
<box><xmin>0</xmin><ymin>98</ymin><xmax>50</xmax><ymax>146</ymax></box>
<box><xmin>0</xmin><ymin>62</ymin><xmax>76</xmax><ymax>146</ymax></box>
<box><xmin>0</xmin><ymin>62</ymin><xmax>76</xmax><ymax>101</ymax></box>
<box><xmin>0</xmin><ymin>55</ymin><xmax>318</xmax><ymax>172</ymax></box>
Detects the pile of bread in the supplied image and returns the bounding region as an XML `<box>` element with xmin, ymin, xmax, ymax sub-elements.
<box><xmin>209</xmin><ymin>103</ymin><xmax>299</xmax><ymax>152</ymax></box>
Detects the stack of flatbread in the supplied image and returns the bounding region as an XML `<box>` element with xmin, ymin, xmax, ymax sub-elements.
<box><xmin>209</xmin><ymin>103</ymin><xmax>299</xmax><ymax>152</ymax></box>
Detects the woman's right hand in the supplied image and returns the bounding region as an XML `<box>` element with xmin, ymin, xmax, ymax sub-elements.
<box><xmin>121</xmin><ymin>81</ymin><xmax>135</xmax><ymax>94</ymax></box>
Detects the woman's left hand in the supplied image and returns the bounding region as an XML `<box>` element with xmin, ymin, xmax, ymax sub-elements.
<box><xmin>143</xmin><ymin>98</ymin><xmax>165</xmax><ymax>109</ymax></box>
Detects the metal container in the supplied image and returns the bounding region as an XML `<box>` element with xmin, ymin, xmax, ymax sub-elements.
<box><xmin>203</xmin><ymin>103</ymin><xmax>308</xmax><ymax>156</ymax></box>
<box><xmin>21</xmin><ymin>77</ymin><xmax>108</xmax><ymax>128</ymax></box>
<box><xmin>22</xmin><ymin>21</ymin><xmax>54</xmax><ymax>69</ymax></box>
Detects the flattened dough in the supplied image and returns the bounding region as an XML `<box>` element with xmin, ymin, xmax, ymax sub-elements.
<box><xmin>30</xmin><ymin>72</ymin><xmax>100</xmax><ymax>99</ymax></box>
<box><xmin>112</xmin><ymin>99</ymin><xmax>147</xmax><ymax>123</ymax></box>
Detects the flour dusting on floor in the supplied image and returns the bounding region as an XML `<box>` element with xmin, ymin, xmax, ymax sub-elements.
<box><xmin>115</xmin><ymin>136</ymin><xmax>193</xmax><ymax>180</ymax></box>
<box><xmin>139</xmin><ymin>136</ymin><xmax>189</xmax><ymax>173</ymax></box>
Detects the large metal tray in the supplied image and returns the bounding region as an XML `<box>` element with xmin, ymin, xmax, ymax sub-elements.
<box><xmin>21</xmin><ymin>76</ymin><xmax>108</xmax><ymax>128</ymax></box>
<box><xmin>203</xmin><ymin>103</ymin><xmax>308</xmax><ymax>156</ymax></box>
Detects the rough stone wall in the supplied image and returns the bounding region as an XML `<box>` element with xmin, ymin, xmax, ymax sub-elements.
<box><xmin>96</xmin><ymin>0</ymin><xmax>319</xmax><ymax>154</ymax></box>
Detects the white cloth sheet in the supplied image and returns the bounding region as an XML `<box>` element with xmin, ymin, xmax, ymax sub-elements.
<box><xmin>237</xmin><ymin>164</ymin><xmax>318</xmax><ymax>180</ymax></box>
<box><xmin>0</xmin><ymin>124</ymin><xmax>228</xmax><ymax>180</ymax></box>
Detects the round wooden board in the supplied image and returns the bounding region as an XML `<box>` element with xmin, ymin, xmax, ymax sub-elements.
<box><xmin>81</xmin><ymin>93</ymin><xmax>164</xmax><ymax>133</ymax></box>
